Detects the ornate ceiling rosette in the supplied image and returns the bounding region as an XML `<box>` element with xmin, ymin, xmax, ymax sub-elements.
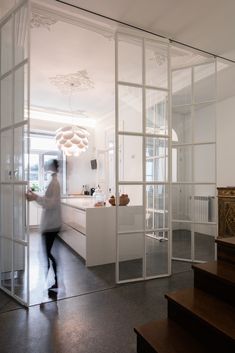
<box><xmin>31</xmin><ymin>13</ymin><xmax>57</xmax><ymax>30</ymax></box>
<box><xmin>49</xmin><ymin>70</ymin><xmax>94</xmax><ymax>95</ymax></box>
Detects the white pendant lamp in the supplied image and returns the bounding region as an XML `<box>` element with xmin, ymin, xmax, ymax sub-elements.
<box><xmin>56</xmin><ymin>126</ymin><xmax>89</xmax><ymax>156</ymax></box>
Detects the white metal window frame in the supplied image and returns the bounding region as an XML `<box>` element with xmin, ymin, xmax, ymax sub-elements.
<box><xmin>0</xmin><ymin>0</ymin><xmax>30</xmax><ymax>306</ymax></box>
<box><xmin>115</xmin><ymin>31</ymin><xmax>172</xmax><ymax>284</ymax></box>
<box><xmin>170</xmin><ymin>47</ymin><xmax>217</xmax><ymax>264</ymax></box>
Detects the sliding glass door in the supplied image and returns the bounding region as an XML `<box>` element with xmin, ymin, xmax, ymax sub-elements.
<box><xmin>0</xmin><ymin>0</ymin><xmax>30</xmax><ymax>306</ymax></box>
<box><xmin>115</xmin><ymin>31</ymin><xmax>171</xmax><ymax>283</ymax></box>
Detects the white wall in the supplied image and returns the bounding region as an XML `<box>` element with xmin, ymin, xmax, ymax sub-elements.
<box><xmin>66</xmin><ymin>128</ymin><xmax>97</xmax><ymax>194</ymax></box>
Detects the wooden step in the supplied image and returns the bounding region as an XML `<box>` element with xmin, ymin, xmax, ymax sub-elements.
<box><xmin>166</xmin><ymin>287</ymin><xmax>235</xmax><ymax>353</ymax></box>
<box><xmin>216</xmin><ymin>237</ymin><xmax>235</xmax><ymax>264</ymax></box>
<box><xmin>193</xmin><ymin>261</ymin><xmax>235</xmax><ymax>306</ymax></box>
<box><xmin>134</xmin><ymin>319</ymin><xmax>210</xmax><ymax>353</ymax></box>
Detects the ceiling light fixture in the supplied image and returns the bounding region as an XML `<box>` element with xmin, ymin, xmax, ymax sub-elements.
<box><xmin>55</xmin><ymin>125</ymin><xmax>89</xmax><ymax>157</ymax></box>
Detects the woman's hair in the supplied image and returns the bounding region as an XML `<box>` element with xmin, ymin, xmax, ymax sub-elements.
<box><xmin>48</xmin><ymin>159</ymin><xmax>59</xmax><ymax>172</ymax></box>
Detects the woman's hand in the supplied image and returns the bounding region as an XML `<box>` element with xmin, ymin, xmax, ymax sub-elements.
<box><xmin>26</xmin><ymin>190</ymin><xmax>38</xmax><ymax>202</ymax></box>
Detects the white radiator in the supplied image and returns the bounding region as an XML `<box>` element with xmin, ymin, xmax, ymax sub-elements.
<box><xmin>194</xmin><ymin>196</ymin><xmax>214</xmax><ymax>222</ymax></box>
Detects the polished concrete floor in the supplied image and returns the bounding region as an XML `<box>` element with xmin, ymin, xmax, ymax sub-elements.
<box><xmin>0</xmin><ymin>228</ymin><xmax>213</xmax><ymax>352</ymax></box>
<box><xmin>0</xmin><ymin>269</ymin><xmax>194</xmax><ymax>353</ymax></box>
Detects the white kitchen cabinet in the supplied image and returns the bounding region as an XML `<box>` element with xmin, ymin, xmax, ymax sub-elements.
<box><xmin>29</xmin><ymin>202</ymin><xmax>42</xmax><ymax>227</ymax></box>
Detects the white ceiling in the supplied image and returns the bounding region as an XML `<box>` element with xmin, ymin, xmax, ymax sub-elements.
<box><xmin>1</xmin><ymin>0</ymin><xmax>235</xmax><ymax>132</ymax></box>
<box><xmin>60</xmin><ymin>0</ymin><xmax>235</xmax><ymax>61</ymax></box>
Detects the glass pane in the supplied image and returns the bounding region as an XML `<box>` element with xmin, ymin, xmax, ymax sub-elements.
<box><xmin>172</xmin><ymin>222</ymin><xmax>191</xmax><ymax>260</ymax></box>
<box><xmin>14</xmin><ymin>5</ymin><xmax>28</xmax><ymax>65</ymax></box>
<box><xmin>194</xmin><ymin>185</ymin><xmax>216</xmax><ymax>223</ymax></box>
<box><xmin>194</xmin><ymin>144</ymin><xmax>215</xmax><ymax>183</ymax></box>
<box><xmin>14</xmin><ymin>125</ymin><xmax>28</xmax><ymax>181</ymax></box>
<box><xmin>173</xmin><ymin>146</ymin><xmax>192</xmax><ymax>182</ymax></box>
<box><xmin>146</xmin><ymin>137</ymin><xmax>168</xmax><ymax>182</ymax></box>
<box><xmin>172</xmin><ymin>184</ymin><xmax>192</xmax><ymax>221</ymax></box>
<box><xmin>1</xmin><ymin>17</ymin><xmax>13</xmax><ymax>75</ymax></box>
<box><xmin>146</xmin><ymin>89</ymin><xmax>168</xmax><ymax>135</ymax></box>
<box><xmin>0</xmin><ymin>185</ymin><xmax>13</xmax><ymax>239</ymax></box>
<box><xmin>117</xmin><ymin>185</ymin><xmax>143</xmax><ymax>232</ymax></box>
<box><xmin>172</xmin><ymin>105</ymin><xmax>192</xmax><ymax>145</ymax></box>
<box><xmin>118</xmin><ymin>233</ymin><xmax>144</xmax><ymax>281</ymax></box>
<box><xmin>1</xmin><ymin>129</ymin><xmax>13</xmax><ymax>182</ymax></box>
<box><xmin>0</xmin><ymin>238</ymin><xmax>12</xmax><ymax>291</ymax></box>
<box><xmin>194</xmin><ymin>224</ymin><xmax>216</xmax><ymax>262</ymax></box>
<box><xmin>29</xmin><ymin>153</ymin><xmax>40</xmax><ymax>190</ymax></box>
<box><xmin>14</xmin><ymin>64</ymin><xmax>28</xmax><ymax>123</ymax></box>
<box><xmin>146</xmin><ymin>231</ymin><xmax>168</xmax><ymax>276</ymax></box>
<box><xmin>118</xmin><ymin>35</ymin><xmax>142</xmax><ymax>84</ymax></box>
<box><xmin>118</xmin><ymin>85</ymin><xmax>142</xmax><ymax>133</ymax></box>
<box><xmin>119</xmin><ymin>135</ymin><xmax>143</xmax><ymax>182</ymax></box>
<box><xmin>194</xmin><ymin>62</ymin><xmax>216</xmax><ymax>103</ymax></box>
<box><xmin>194</xmin><ymin>103</ymin><xmax>216</xmax><ymax>143</ymax></box>
<box><xmin>146</xmin><ymin>185</ymin><xmax>169</xmax><ymax>230</ymax></box>
<box><xmin>13</xmin><ymin>242</ymin><xmax>28</xmax><ymax>302</ymax></box>
<box><xmin>14</xmin><ymin>185</ymin><xmax>26</xmax><ymax>241</ymax></box>
<box><xmin>145</xmin><ymin>41</ymin><xmax>168</xmax><ymax>88</ymax></box>
<box><xmin>172</xmin><ymin>68</ymin><xmax>192</xmax><ymax>106</ymax></box>
<box><xmin>1</xmin><ymin>74</ymin><xmax>13</xmax><ymax>128</ymax></box>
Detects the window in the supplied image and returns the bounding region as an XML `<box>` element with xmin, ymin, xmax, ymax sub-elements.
<box><xmin>29</xmin><ymin>134</ymin><xmax>63</xmax><ymax>192</ymax></box>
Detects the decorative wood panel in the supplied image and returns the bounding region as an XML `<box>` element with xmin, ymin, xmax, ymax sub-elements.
<box><xmin>218</xmin><ymin>187</ymin><xmax>235</xmax><ymax>237</ymax></box>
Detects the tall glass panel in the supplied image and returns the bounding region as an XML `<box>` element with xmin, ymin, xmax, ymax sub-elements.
<box><xmin>14</xmin><ymin>64</ymin><xmax>28</xmax><ymax>124</ymax></box>
<box><xmin>13</xmin><ymin>242</ymin><xmax>28</xmax><ymax>302</ymax></box>
<box><xmin>0</xmin><ymin>3</ymin><xmax>29</xmax><ymax>306</ymax></box>
<box><xmin>0</xmin><ymin>185</ymin><xmax>13</xmax><ymax>239</ymax></box>
<box><xmin>1</xmin><ymin>17</ymin><xmax>13</xmax><ymax>75</ymax></box>
<box><xmin>171</xmin><ymin>44</ymin><xmax>216</xmax><ymax>264</ymax></box>
<box><xmin>172</xmin><ymin>105</ymin><xmax>192</xmax><ymax>145</ymax></box>
<box><xmin>194</xmin><ymin>102</ymin><xmax>216</xmax><ymax>143</ymax></box>
<box><xmin>116</xmin><ymin>32</ymin><xmax>170</xmax><ymax>282</ymax></box>
<box><xmin>118</xmin><ymin>35</ymin><xmax>142</xmax><ymax>84</ymax></box>
<box><xmin>1</xmin><ymin>74</ymin><xmax>13</xmax><ymax>128</ymax></box>
<box><xmin>119</xmin><ymin>135</ymin><xmax>143</xmax><ymax>182</ymax></box>
<box><xmin>146</xmin><ymin>185</ymin><xmax>169</xmax><ymax>231</ymax></box>
<box><xmin>14</xmin><ymin>5</ymin><xmax>28</xmax><ymax>65</ymax></box>
<box><xmin>118</xmin><ymin>233</ymin><xmax>144</xmax><ymax>281</ymax></box>
<box><xmin>146</xmin><ymin>231</ymin><xmax>168</xmax><ymax>277</ymax></box>
<box><xmin>172</xmin><ymin>222</ymin><xmax>192</xmax><ymax>260</ymax></box>
<box><xmin>118</xmin><ymin>85</ymin><xmax>142</xmax><ymax>133</ymax></box>
<box><xmin>146</xmin><ymin>137</ymin><xmax>168</xmax><ymax>182</ymax></box>
<box><xmin>145</xmin><ymin>40</ymin><xmax>168</xmax><ymax>89</ymax></box>
<box><xmin>1</xmin><ymin>129</ymin><xmax>13</xmax><ymax>182</ymax></box>
<box><xmin>1</xmin><ymin>238</ymin><xmax>13</xmax><ymax>292</ymax></box>
<box><xmin>194</xmin><ymin>224</ymin><xmax>216</xmax><ymax>262</ymax></box>
<box><xmin>194</xmin><ymin>144</ymin><xmax>215</xmax><ymax>183</ymax></box>
<box><xmin>172</xmin><ymin>68</ymin><xmax>192</xmax><ymax>106</ymax></box>
<box><xmin>146</xmin><ymin>89</ymin><xmax>168</xmax><ymax>135</ymax></box>
<box><xmin>194</xmin><ymin>62</ymin><xmax>216</xmax><ymax>103</ymax></box>
<box><xmin>14</xmin><ymin>185</ymin><xmax>27</xmax><ymax>241</ymax></box>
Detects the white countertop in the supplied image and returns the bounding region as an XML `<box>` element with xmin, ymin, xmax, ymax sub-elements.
<box><xmin>61</xmin><ymin>197</ymin><xmax>109</xmax><ymax>210</ymax></box>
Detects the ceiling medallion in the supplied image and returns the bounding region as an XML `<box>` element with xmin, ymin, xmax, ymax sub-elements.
<box><xmin>31</xmin><ymin>13</ymin><xmax>57</xmax><ymax>30</ymax></box>
<box><xmin>49</xmin><ymin>70</ymin><xmax>94</xmax><ymax>95</ymax></box>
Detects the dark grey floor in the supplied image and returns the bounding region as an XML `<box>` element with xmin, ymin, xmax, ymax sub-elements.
<box><xmin>0</xmin><ymin>269</ymin><xmax>193</xmax><ymax>353</ymax></box>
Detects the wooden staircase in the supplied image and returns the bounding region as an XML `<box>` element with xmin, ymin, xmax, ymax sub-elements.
<box><xmin>134</xmin><ymin>237</ymin><xmax>235</xmax><ymax>353</ymax></box>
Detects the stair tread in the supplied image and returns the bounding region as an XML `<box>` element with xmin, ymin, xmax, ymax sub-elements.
<box><xmin>134</xmin><ymin>319</ymin><xmax>210</xmax><ymax>353</ymax></box>
<box><xmin>166</xmin><ymin>287</ymin><xmax>235</xmax><ymax>339</ymax></box>
<box><xmin>193</xmin><ymin>260</ymin><xmax>235</xmax><ymax>285</ymax></box>
<box><xmin>216</xmin><ymin>236</ymin><xmax>235</xmax><ymax>248</ymax></box>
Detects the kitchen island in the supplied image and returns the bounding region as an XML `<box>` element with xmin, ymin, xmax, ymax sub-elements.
<box><xmin>60</xmin><ymin>197</ymin><xmax>143</xmax><ymax>267</ymax></box>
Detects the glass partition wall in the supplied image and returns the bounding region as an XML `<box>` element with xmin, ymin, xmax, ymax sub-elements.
<box><xmin>0</xmin><ymin>1</ymin><xmax>30</xmax><ymax>305</ymax></box>
<box><xmin>1</xmin><ymin>0</ymin><xmax>231</xmax><ymax>304</ymax></box>
<box><xmin>171</xmin><ymin>45</ymin><xmax>217</xmax><ymax>264</ymax></box>
<box><xmin>115</xmin><ymin>32</ymin><xmax>171</xmax><ymax>283</ymax></box>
